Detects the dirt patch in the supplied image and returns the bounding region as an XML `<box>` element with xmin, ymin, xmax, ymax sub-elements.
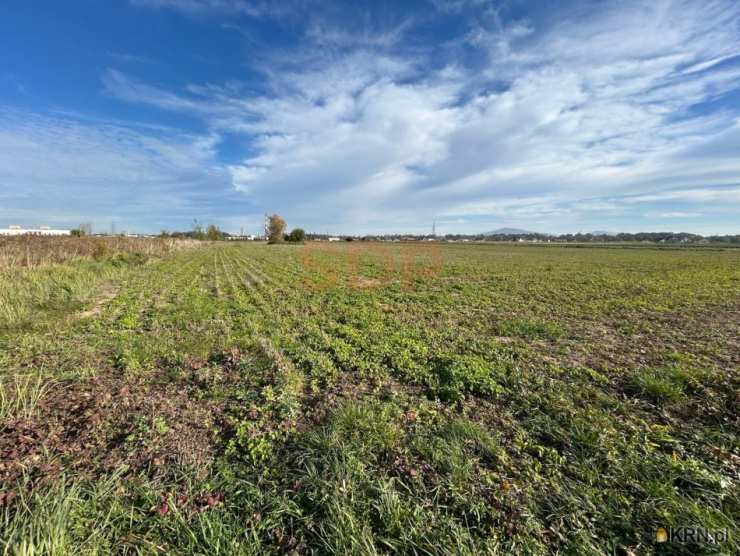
<box><xmin>74</xmin><ymin>284</ymin><xmax>120</xmax><ymax>320</ymax></box>
<box><xmin>0</xmin><ymin>351</ymin><xmax>253</xmax><ymax>493</ymax></box>
<box><xmin>352</xmin><ymin>276</ymin><xmax>383</xmax><ymax>289</ymax></box>
<box><xmin>505</xmin><ymin>303</ymin><xmax>740</xmax><ymax>374</ymax></box>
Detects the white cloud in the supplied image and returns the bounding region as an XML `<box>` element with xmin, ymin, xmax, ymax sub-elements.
<box><xmin>0</xmin><ymin>109</ymin><xmax>235</xmax><ymax>231</ymax></box>
<box><xmin>621</xmin><ymin>186</ymin><xmax>740</xmax><ymax>204</ymax></box>
<box><xmin>305</xmin><ymin>19</ymin><xmax>414</xmax><ymax>49</ymax></box>
<box><xmin>129</xmin><ymin>0</ymin><xmax>277</xmax><ymax>18</ymax></box>
<box><xmin>109</xmin><ymin>0</ymin><xmax>740</xmax><ymax>233</ymax></box>
<box><xmin>650</xmin><ymin>211</ymin><xmax>702</xmax><ymax>218</ymax></box>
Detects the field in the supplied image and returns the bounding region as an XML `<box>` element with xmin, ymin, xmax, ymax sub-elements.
<box><xmin>1</xmin><ymin>240</ymin><xmax>738</xmax><ymax>554</ymax></box>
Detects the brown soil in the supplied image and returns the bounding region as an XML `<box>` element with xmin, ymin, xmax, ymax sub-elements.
<box><xmin>0</xmin><ymin>351</ymin><xmax>252</xmax><ymax>493</ymax></box>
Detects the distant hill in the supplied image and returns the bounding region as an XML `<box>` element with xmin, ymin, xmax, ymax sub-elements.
<box><xmin>484</xmin><ymin>227</ymin><xmax>536</xmax><ymax>235</ymax></box>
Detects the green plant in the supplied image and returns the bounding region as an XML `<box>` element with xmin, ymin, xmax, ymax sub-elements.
<box><xmin>286</xmin><ymin>228</ymin><xmax>306</xmax><ymax>243</ymax></box>
<box><xmin>626</xmin><ymin>368</ymin><xmax>686</xmax><ymax>403</ymax></box>
<box><xmin>0</xmin><ymin>374</ymin><xmax>51</xmax><ymax>421</ymax></box>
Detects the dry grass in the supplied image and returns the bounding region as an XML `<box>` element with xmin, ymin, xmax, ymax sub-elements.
<box><xmin>0</xmin><ymin>236</ymin><xmax>198</xmax><ymax>270</ymax></box>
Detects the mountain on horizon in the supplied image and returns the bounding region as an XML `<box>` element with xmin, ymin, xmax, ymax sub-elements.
<box><xmin>483</xmin><ymin>227</ymin><xmax>536</xmax><ymax>235</ymax></box>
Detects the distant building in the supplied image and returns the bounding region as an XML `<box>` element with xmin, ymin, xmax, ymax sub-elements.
<box><xmin>0</xmin><ymin>225</ymin><xmax>71</xmax><ymax>236</ymax></box>
<box><xmin>328</xmin><ymin>237</ymin><xmax>341</xmax><ymax>242</ymax></box>
<box><xmin>226</xmin><ymin>234</ymin><xmax>257</xmax><ymax>241</ymax></box>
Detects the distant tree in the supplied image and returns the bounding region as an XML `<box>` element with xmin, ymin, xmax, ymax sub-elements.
<box><xmin>267</xmin><ymin>214</ymin><xmax>286</xmax><ymax>244</ymax></box>
<box><xmin>70</xmin><ymin>229</ymin><xmax>85</xmax><ymax>237</ymax></box>
<box><xmin>286</xmin><ymin>228</ymin><xmax>306</xmax><ymax>243</ymax></box>
<box><xmin>192</xmin><ymin>219</ymin><xmax>206</xmax><ymax>240</ymax></box>
<box><xmin>159</xmin><ymin>230</ymin><xmax>171</xmax><ymax>238</ymax></box>
<box><xmin>76</xmin><ymin>222</ymin><xmax>92</xmax><ymax>236</ymax></box>
<box><xmin>206</xmin><ymin>224</ymin><xmax>225</xmax><ymax>241</ymax></box>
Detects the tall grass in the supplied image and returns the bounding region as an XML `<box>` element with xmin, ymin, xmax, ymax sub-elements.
<box><xmin>0</xmin><ymin>373</ymin><xmax>51</xmax><ymax>422</ymax></box>
<box><xmin>1</xmin><ymin>473</ymin><xmax>127</xmax><ymax>556</ymax></box>
<box><xmin>0</xmin><ymin>237</ymin><xmax>198</xmax><ymax>329</ymax></box>
<box><xmin>0</xmin><ymin>236</ymin><xmax>197</xmax><ymax>270</ymax></box>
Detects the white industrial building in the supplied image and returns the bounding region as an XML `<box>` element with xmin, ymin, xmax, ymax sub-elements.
<box><xmin>0</xmin><ymin>225</ymin><xmax>71</xmax><ymax>236</ymax></box>
<box><xmin>226</xmin><ymin>234</ymin><xmax>258</xmax><ymax>241</ymax></box>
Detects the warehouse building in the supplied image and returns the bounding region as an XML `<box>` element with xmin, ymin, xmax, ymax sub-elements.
<box><xmin>0</xmin><ymin>225</ymin><xmax>71</xmax><ymax>236</ymax></box>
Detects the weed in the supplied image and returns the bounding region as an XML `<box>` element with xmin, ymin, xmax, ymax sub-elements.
<box><xmin>0</xmin><ymin>374</ymin><xmax>51</xmax><ymax>422</ymax></box>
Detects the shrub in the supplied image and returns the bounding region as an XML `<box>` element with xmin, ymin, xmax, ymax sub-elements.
<box><xmin>286</xmin><ymin>228</ymin><xmax>306</xmax><ymax>243</ymax></box>
<box><xmin>92</xmin><ymin>242</ymin><xmax>110</xmax><ymax>260</ymax></box>
<box><xmin>205</xmin><ymin>225</ymin><xmax>224</xmax><ymax>241</ymax></box>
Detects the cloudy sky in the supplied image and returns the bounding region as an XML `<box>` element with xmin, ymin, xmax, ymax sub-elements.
<box><xmin>1</xmin><ymin>0</ymin><xmax>739</xmax><ymax>235</ymax></box>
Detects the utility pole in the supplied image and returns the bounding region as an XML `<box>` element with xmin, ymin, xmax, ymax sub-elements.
<box><xmin>432</xmin><ymin>221</ymin><xmax>436</xmax><ymax>236</ymax></box>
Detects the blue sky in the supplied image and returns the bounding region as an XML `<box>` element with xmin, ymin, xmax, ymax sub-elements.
<box><xmin>1</xmin><ymin>0</ymin><xmax>739</xmax><ymax>235</ymax></box>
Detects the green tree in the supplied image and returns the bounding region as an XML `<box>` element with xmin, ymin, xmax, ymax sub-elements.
<box><xmin>267</xmin><ymin>214</ymin><xmax>286</xmax><ymax>244</ymax></box>
<box><xmin>191</xmin><ymin>219</ymin><xmax>206</xmax><ymax>240</ymax></box>
<box><xmin>206</xmin><ymin>224</ymin><xmax>224</xmax><ymax>241</ymax></box>
<box><xmin>286</xmin><ymin>228</ymin><xmax>306</xmax><ymax>243</ymax></box>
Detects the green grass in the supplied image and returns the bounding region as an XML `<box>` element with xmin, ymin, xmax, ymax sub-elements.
<box><xmin>0</xmin><ymin>373</ymin><xmax>51</xmax><ymax>422</ymax></box>
<box><xmin>0</xmin><ymin>242</ymin><xmax>738</xmax><ymax>554</ymax></box>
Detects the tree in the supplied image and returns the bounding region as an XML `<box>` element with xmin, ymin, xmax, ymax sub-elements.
<box><xmin>286</xmin><ymin>228</ymin><xmax>306</xmax><ymax>243</ymax></box>
<box><xmin>191</xmin><ymin>219</ymin><xmax>206</xmax><ymax>240</ymax></box>
<box><xmin>70</xmin><ymin>229</ymin><xmax>85</xmax><ymax>237</ymax></box>
<box><xmin>206</xmin><ymin>224</ymin><xmax>224</xmax><ymax>241</ymax></box>
<box><xmin>267</xmin><ymin>214</ymin><xmax>286</xmax><ymax>244</ymax></box>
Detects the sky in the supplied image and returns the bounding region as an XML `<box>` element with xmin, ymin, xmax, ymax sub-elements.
<box><xmin>1</xmin><ymin>0</ymin><xmax>739</xmax><ymax>235</ymax></box>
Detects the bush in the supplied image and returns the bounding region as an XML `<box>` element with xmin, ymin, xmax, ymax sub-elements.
<box><xmin>92</xmin><ymin>242</ymin><xmax>110</xmax><ymax>260</ymax></box>
<box><xmin>205</xmin><ymin>225</ymin><xmax>224</xmax><ymax>241</ymax></box>
<box><xmin>286</xmin><ymin>228</ymin><xmax>306</xmax><ymax>243</ymax></box>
